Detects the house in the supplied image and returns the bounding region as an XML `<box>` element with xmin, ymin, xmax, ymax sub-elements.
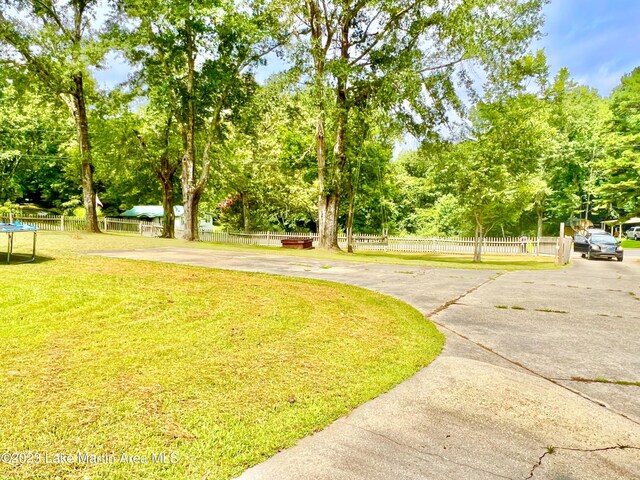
<box><xmin>120</xmin><ymin>205</ymin><xmax>214</xmax><ymax>232</ymax></box>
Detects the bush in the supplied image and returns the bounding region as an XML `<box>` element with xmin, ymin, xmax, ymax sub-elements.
<box><xmin>0</xmin><ymin>202</ymin><xmax>20</xmax><ymax>216</ymax></box>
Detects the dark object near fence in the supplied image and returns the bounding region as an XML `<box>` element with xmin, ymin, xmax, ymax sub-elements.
<box><xmin>281</xmin><ymin>238</ymin><xmax>314</xmax><ymax>250</ymax></box>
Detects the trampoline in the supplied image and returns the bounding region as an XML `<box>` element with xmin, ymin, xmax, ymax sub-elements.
<box><xmin>0</xmin><ymin>222</ymin><xmax>37</xmax><ymax>264</ymax></box>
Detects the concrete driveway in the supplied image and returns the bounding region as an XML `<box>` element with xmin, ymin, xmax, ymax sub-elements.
<box><xmin>94</xmin><ymin>247</ymin><xmax>640</xmax><ymax>479</ymax></box>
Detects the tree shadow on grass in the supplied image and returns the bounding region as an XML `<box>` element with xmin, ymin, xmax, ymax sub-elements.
<box><xmin>0</xmin><ymin>253</ymin><xmax>55</xmax><ymax>265</ymax></box>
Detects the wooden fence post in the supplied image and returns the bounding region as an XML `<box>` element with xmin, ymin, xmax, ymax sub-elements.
<box><xmin>103</xmin><ymin>217</ymin><xmax>108</xmax><ymax>232</ymax></box>
<box><xmin>61</xmin><ymin>215</ymin><xmax>65</xmax><ymax>231</ymax></box>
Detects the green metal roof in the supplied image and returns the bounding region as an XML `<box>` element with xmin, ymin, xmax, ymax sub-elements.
<box><xmin>120</xmin><ymin>206</ymin><xmax>184</xmax><ymax>218</ymax></box>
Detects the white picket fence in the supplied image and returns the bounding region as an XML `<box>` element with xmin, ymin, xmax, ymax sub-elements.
<box><xmin>2</xmin><ymin>214</ymin><xmax>558</xmax><ymax>256</ymax></box>
<box><xmin>1</xmin><ymin>214</ymin><xmax>158</xmax><ymax>235</ymax></box>
<box><xmin>201</xmin><ymin>230</ymin><xmax>558</xmax><ymax>256</ymax></box>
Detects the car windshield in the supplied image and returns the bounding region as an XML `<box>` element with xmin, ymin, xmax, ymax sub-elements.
<box><xmin>591</xmin><ymin>235</ymin><xmax>618</xmax><ymax>245</ymax></box>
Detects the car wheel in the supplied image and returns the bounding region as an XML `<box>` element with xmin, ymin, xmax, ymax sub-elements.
<box><xmin>581</xmin><ymin>253</ymin><xmax>586</xmax><ymax>258</ymax></box>
<box><xmin>617</xmin><ymin>256</ymin><xmax>624</xmax><ymax>262</ymax></box>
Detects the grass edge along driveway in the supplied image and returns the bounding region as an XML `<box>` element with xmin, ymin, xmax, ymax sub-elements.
<box><xmin>0</xmin><ymin>233</ymin><xmax>444</xmax><ymax>479</ymax></box>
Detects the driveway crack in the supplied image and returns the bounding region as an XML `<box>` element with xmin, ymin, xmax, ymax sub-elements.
<box><xmin>525</xmin><ymin>445</ymin><xmax>640</xmax><ymax>479</ymax></box>
<box><xmin>434</xmin><ymin>321</ymin><xmax>640</xmax><ymax>428</ymax></box>
<box><xmin>428</xmin><ymin>272</ymin><xmax>640</xmax><ymax>429</ymax></box>
<box><xmin>525</xmin><ymin>449</ymin><xmax>551</xmax><ymax>479</ymax></box>
<box><xmin>552</xmin><ymin>377</ymin><xmax>640</xmax><ymax>388</ymax></box>
<box><xmin>342</xmin><ymin>421</ymin><xmax>515</xmax><ymax>479</ymax></box>
<box><xmin>427</xmin><ymin>272</ymin><xmax>506</xmax><ymax>317</ymax></box>
<box><xmin>557</xmin><ymin>444</ymin><xmax>640</xmax><ymax>452</ymax></box>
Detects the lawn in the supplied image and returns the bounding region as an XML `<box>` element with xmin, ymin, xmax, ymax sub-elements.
<box><xmin>621</xmin><ymin>239</ymin><xmax>640</xmax><ymax>249</ymax></box>
<box><xmin>0</xmin><ymin>232</ymin><xmax>444</xmax><ymax>479</ymax></box>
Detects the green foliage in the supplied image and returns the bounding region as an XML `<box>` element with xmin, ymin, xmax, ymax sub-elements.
<box><xmin>0</xmin><ymin>201</ymin><xmax>20</xmax><ymax>216</ymax></box>
<box><xmin>90</xmin><ymin>99</ymin><xmax>182</xmax><ymax>214</ymax></box>
<box><xmin>212</xmin><ymin>78</ymin><xmax>317</xmax><ymax>231</ymax></box>
<box><xmin>595</xmin><ymin>67</ymin><xmax>640</xmax><ymax>219</ymax></box>
<box><xmin>427</xmin><ymin>90</ymin><xmax>559</xmax><ymax>241</ymax></box>
<box><xmin>0</xmin><ymin>69</ymin><xmax>80</xmax><ymax>207</ymax></box>
<box><xmin>59</xmin><ymin>198</ymin><xmax>83</xmax><ymax>216</ymax></box>
<box><xmin>545</xmin><ymin>68</ymin><xmax>611</xmax><ymax>225</ymax></box>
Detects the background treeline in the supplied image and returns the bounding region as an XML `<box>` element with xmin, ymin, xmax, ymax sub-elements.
<box><xmin>1</xmin><ymin>1</ymin><xmax>638</xmax><ymax>249</ymax></box>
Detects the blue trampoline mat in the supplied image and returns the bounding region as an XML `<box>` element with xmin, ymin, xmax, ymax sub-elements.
<box><xmin>0</xmin><ymin>222</ymin><xmax>38</xmax><ymax>233</ymax></box>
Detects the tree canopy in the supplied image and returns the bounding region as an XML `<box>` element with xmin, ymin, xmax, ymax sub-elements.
<box><xmin>1</xmin><ymin>1</ymin><xmax>638</xmax><ymax>254</ymax></box>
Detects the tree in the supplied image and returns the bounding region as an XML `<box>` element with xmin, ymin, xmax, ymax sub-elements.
<box><xmin>0</xmin><ymin>67</ymin><xmax>80</xmax><ymax>208</ymax></box>
<box><xmin>0</xmin><ymin>0</ymin><xmax>107</xmax><ymax>231</ymax></box>
<box><xmin>595</xmin><ymin>67</ymin><xmax>640</xmax><ymax>219</ymax></box>
<box><xmin>430</xmin><ymin>90</ymin><xmax>558</xmax><ymax>261</ymax></box>
<box><xmin>91</xmin><ymin>100</ymin><xmax>182</xmax><ymax>236</ymax></box>
<box><xmin>344</xmin><ymin>104</ymin><xmax>395</xmax><ymax>252</ymax></box>
<box><xmin>117</xmin><ymin>0</ymin><xmax>284</xmax><ymax>240</ymax></box>
<box><xmin>294</xmin><ymin>0</ymin><xmax>545</xmax><ymax>250</ymax></box>
<box><xmin>211</xmin><ymin>77</ymin><xmax>316</xmax><ymax>232</ymax></box>
<box><xmin>545</xmin><ymin>68</ymin><xmax>610</xmax><ymax>226</ymax></box>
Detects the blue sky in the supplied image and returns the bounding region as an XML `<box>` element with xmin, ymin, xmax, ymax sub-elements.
<box><xmin>536</xmin><ymin>0</ymin><xmax>640</xmax><ymax>96</ymax></box>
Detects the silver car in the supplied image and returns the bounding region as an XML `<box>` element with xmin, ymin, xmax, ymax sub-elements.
<box><xmin>626</xmin><ymin>226</ymin><xmax>640</xmax><ymax>240</ymax></box>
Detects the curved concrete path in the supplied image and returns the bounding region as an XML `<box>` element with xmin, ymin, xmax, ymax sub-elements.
<box><xmin>94</xmin><ymin>248</ymin><xmax>640</xmax><ymax>479</ymax></box>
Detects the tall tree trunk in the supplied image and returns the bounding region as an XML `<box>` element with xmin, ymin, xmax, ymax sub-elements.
<box><xmin>346</xmin><ymin>180</ymin><xmax>355</xmax><ymax>253</ymax></box>
<box><xmin>241</xmin><ymin>192</ymin><xmax>250</xmax><ymax>233</ymax></box>
<box><xmin>70</xmin><ymin>74</ymin><xmax>100</xmax><ymax>233</ymax></box>
<box><xmin>181</xmin><ymin>20</ymin><xmax>200</xmax><ymax>241</ymax></box>
<box><xmin>155</xmin><ymin>119</ymin><xmax>177</xmax><ymax>239</ymax></box>
<box><xmin>182</xmin><ymin>191</ymin><xmax>200</xmax><ymax>241</ymax></box>
<box><xmin>318</xmin><ymin>17</ymin><xmax>350</xmax><ymax>251</ymax></box>
<box><xmin>316</xmin><ymin>119</ymin><xmax>328</xmax><ymax>246</ymax></box>
<box><xmin>160</xmin><ymin>180</ymin><xmax>175</xmax><ymax>238</ymax></box>
<box><xmin>536</xmin><ymin>207</ymin><xmax>543</xmax><ymax>256</ymax></box>
<box><xmin>306</xmin><ymin>1</ymin><xmax>329</xmax><ymax>248</ymax></box>
<box><xmin>319</xmin><ymin>193</ymin><xmax>341</xmax><ymax>249</ymax></box>
<box><xmin>473</xmin><ymin>214</ymin><xmax>484</xmax><ymax>263</ymax></box>
<box><xmin>157</xmin><ymin>154</ymin><xmax>176</xmax><ymax>239</ymax></box>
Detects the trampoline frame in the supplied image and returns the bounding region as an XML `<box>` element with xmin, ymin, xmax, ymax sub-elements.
<box><xmin>1</xmin><ymin>224</ymin><xmax>37</xmax><ymax>264</ymax></box>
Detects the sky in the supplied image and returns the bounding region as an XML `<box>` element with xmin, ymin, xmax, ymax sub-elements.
<box><xmin>536</xmin><ymin>0</ymin><xmax>640</xmax><ymax>96</ymax></box>
<box><xmin>391</xmin><ymin>0</ymin><xmax>640</xmax><ymax>154</ymax></box>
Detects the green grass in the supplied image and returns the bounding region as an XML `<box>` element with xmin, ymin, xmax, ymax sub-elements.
<box><xmin>621</xmin><ymin>239</ymin><xmax>640</xmax><ymax>249</ymax></box>
<box><xmin>0</xmin><ymin>233</ymin><xmax>444</xmax><ymax>479</ymax></box>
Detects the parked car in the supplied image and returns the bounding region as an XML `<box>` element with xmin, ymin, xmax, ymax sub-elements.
<box><xmin>574</xmin><ymin>233</ymin><xmax>623</xmax><ymax>261</ymax></box>
<box><xmin>626</xmin><ymin>226</ymin><xmax>640</xmax><ymax>240</ymax></box>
